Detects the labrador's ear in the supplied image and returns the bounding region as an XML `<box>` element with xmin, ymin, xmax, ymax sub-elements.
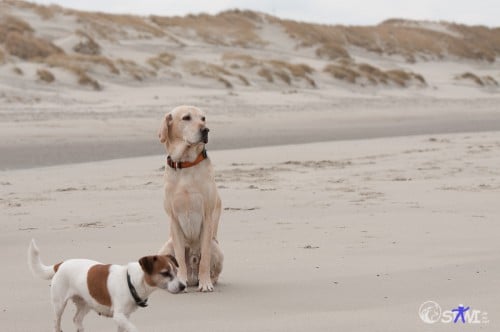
<box><xmin>158</xmin><ymin>113</ymin><xmax>172</xmax><ymax>143</ymax></box>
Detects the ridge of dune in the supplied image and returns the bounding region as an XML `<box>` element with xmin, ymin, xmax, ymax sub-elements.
<box><xmin>0</xmin><ymin>0</ymin><xmax>499</xmax><ymax>105</ymax></box>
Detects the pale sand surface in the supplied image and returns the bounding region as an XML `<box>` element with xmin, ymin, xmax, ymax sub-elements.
<box><xmin>2</xmin><ymin>95</ymin><xmax>500</xmax><ymax>169</ymax></box>
<box><xmin>1</xmin><ymin>131</ymin><xmax>499</xmax><ymax>331</ymax></box>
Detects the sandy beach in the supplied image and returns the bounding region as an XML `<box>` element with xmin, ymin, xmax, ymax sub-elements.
<box><xmin>2</xmin><ymin>95</ymin><xmax>500</xmax><ymax>169</ymax></box>
<box><xmin>2</xmin><ymin>129</ymin><xmax>500</xmax><ymax>331</ymax></box>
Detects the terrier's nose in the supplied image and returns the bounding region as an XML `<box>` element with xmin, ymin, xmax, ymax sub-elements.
<box><xmin>179</xmin><ymin>283</ymin><xmax>186</xmax><ymax>291</ymax></box>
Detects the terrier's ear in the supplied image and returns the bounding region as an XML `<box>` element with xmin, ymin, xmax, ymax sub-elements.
<box><xmin>166</xmin><ymin>254</ymin><xmax>179</xmax><ymax>268</ymax></box>
<box><xmin>139</xmin><ymin>255</ymin><xmax>157</xmax><ymax>274</ymax></box>
<box><xmin>158</xmin><ymin>113</ymin><xmax>173</xmax><ymax>143</ymax></box>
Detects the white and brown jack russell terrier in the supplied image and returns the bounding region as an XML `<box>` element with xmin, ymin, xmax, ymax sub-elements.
<box><xmin>28</xmin><ymin>239</ymin><xmax>186</xmax><ymax>332</ymax></box>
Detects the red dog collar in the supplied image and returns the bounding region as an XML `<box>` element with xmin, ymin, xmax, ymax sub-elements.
<box><xmin>167</xmin><ymin>149</ymin><xmax>208</xmax><ymax>170</ymax></box>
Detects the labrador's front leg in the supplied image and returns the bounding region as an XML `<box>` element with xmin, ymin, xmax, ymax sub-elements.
<box><xmin>170</xmin><ymin>220</ymin><xmax>188</xmax><ymax>288</ymax></box>
<box><xmin>198</xmin><ymin>217</ymin><xmax>213</xmax><ymax>292</ymax></box>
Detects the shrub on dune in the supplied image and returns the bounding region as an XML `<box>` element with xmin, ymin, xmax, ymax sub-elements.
<box><xmin>323</xmin><ymin>64</ymin><xmax>360</xmax><ymax>83</ymax></box>
<box><xmin>456</xmin><ymin>72</ymin><xmax>498</xmax><ymax>86</ymax></box>
<box><xmin>324</xmin><ymin>61</ymin><xmax>426</xmax><ymax>87</ymax></box>
<box><xmin>4</xmin><ymin>32</ymin><xmax>63</xmax><ymax>60</ymax></box>
<box><xmin>36</xmin><ymin>68</ymin><xmax>55</xmax><ymax>83</ymax></box>
<box><xmin>147</xmin><ymin>52</ymin><xmax>176</xmax><ymax>70</ymax></box>
<box><xmin>73</xmin><ymin>30</ymin><xmax>101</xmax><ymax>55</ymax></box>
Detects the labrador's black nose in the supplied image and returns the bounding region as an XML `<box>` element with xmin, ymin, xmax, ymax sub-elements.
<box><xmin>179</xmin><ymin>283</ymin><xmax>186</xmax><ymax>291</ymax></box>
<box><xmin>201</xmin><ymin>128</ymin><xmax>209</xmax><ymax>143</ymax></box>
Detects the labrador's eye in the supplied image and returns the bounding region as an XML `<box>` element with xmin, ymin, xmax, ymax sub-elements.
<box><xmin>182</xmin><ymin>115</ymin><xmax>191</xmax><ymax>121</ymax></box>
<box><xmin>201</xmin><ymin>116</ymin><xmax>206</xmax><ymax>122</ymax></box>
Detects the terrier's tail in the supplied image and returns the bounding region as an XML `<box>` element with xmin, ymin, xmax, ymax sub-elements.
<box><xmin>28</xmin><ymin>239</ymin><xmax>60</xmax><ymax>280</ymax></box>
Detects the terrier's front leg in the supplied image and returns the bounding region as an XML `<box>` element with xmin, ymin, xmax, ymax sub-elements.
<box><xmin>113</xmin><ymin>312</ymin><xmax>137</xmax><ymax>332</ymax></box>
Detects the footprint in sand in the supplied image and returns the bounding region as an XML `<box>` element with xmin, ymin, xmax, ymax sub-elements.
<box><xmin>78</xmin><ymin>221</ymin><xmax>105</xmax><ymax>228</ymax></box>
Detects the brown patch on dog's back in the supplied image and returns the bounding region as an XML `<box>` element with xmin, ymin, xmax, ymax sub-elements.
<box><xmin>87</xmin><ymin>264</ymin><xmax>112</xmax><ymax>306</ymax></box>
<box><xmin>53</xmin><ymin>261</ymin><xmax>63</xmax><ymax>273</ymax></box>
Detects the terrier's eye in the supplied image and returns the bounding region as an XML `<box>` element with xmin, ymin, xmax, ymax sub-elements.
<box><xmin>160</xmin><ymin>271</ymin><xmax>171</xmax><ymax>278</ymax></box>
<box><xmin>182</xmin><ymin>115</ymin><xmax>191</xmax><ymax>121</ymax></box>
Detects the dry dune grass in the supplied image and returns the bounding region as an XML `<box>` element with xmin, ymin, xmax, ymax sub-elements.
<box><xmin>36</xmin><ymin>68</ymin><xmax>55</xmax><ymax>83</ymax></box>
<box><xmin>346</xmin><ymin>23</ymin><xmax>496</xmax><ymax>63</ymax></box>
<box><xmin>12</xmin><ymin>66</ymin><xmax>23</xmax><ymax>75</ymax></box>
<box><xmin>0</xmin><ymin>3</ymin><xmax>497</xmax><ymax>93</ymax></box>
<box><xmin>3</xmin><ymin>0</ymin><xmax>62</xmax><ymax>20</ymax></box>
<box><xmin>323</xmin><ymin>64</ymin><xmax>360</xmax><ymax>84</ymax></box>
<box><xmin>222</xmin><ymin>52</ymin><xmax>316</xmax><ymax>87</ymax></box>
<box><xmin>41</xmin><ymin>54</ymin><xmax>125</xmax><ymax>90</ymax></box>
<box><xmin>222</xmin><ymin>52</ymin><xmax>260</xmax><ymax>68</ymax></box>
<box><xmin>74</xmin><ymin>70</ymin><xmax>101</xmax><ymax>90</ymax></box>
<box><xmin>151</xmin><ymin>10</ymin><xmax>265</xmax><ymax>47</ymax></box>
<box><xmin>447</xmin><ymin>24</ymin><xmax>500</xmax><ymax>61</ymax></box>
<box><xmin>315</xmin><ymin>43</ymin><xmax>351</xmax><ymax>61</ymax></box>
<box><xmin>71</xmin><ymin>11</ymin><xmax>165</xmax><ymax>40</ymax></box>
<box><xmin>183</xmin><ymin>59</ymin><xmax>251</xmax><ymax>88</ymax></box>
<box><xmin>235</xmin><ymin>73</ymin><xmax>250</xmax><ymax>86</ymax></box>
<box><xmin>0</xmin><ymin>15</ymin><xmax>34</xmax><ymax>40</ymax></box>
<box><xmin>0</xmin><ymin>15</ymin><xmax>63</xmax><ymax>60</ymax></box>
<box><xmin>43</xmin><ymin>54</ymin><xmax>119</xmax><ymax>75</ymax></box>
<box><xmin>0</xmin><ymin>8</ymin><xmax>170</xmax><ymax>89</ymax></box>
<box><xmin>324</xmin><ymin>61</ymin><xmax>426</xmax><ymax>87</ymax></box>
<box><xmin>277</xmin><ymin>16</ymin><xmax>500</xmax><ymax>63</ymax></box>
<box><xmin>257</xmin><ymin>68</ymin><xmax>273</xmax><ymax>82</ymax></box>
<box><xmin>272</xmin><ymin>69</ymin><xmax>291</xmax><ymax>85</ymax></box>
<box><xmin>184</xmin><ymin>60</ymin><xmax>240</xmax><ymax>88</ymax></box>
<box><xmin>269</xmin><ymin>60</ymin><xmax>315</xmax><ymax>86</ymax></box>
<box><xmin>73</xmin><ymin>30</ymin><xmax>101</xmax><ymax>55</ymax></box>
<box><xmin>5</xmin><ymin>1</ymin><xmax>184</xmax><ymax>44</ymax></box>
<box><xmin>455</xmin><ymin>72</ymin><xmax>499</xmax><ymax>87</ymax></box>
<box><xmin>32</xmin><ymin>5</ymin><xmax>57</xmax><ymax>20</ymax></box>
<box><xmin>342</xmin><ymin>25</ymin><xmax>443</xmax><ymax>62</ymax></box>
<box><xmin>4</xmin><ymin>32</ymin><xmax>63</xmax><ymax>60</ymax></box>
<box><xmin>274</xmin><ymin>19</ymin><xmax>350</xmax><ymax>60</ymax></box>
<box><xmin>357</xmin><ymin>63</ymin><xmax>389</xmax><ymax>83</ymax></box>
<box><xmin>57</xmin><ymin>66</ymin><xmax>100</xmax><ymax>90</ymax></box>
<box><xmin>147</xmin><ymin>52</ymin><xmax>176</xmax><ymax>70</ymax></box>
<box><xmin>6</xmin><ymin>1</ymin><xmax>498</xmax><ymax>63</ymax></box>
<box><xmin>269</xmin><ymin>60</ymin><xmax>313</xmax><ymax>77</ymax></box>
<box><xmin>385</xmin><ymin>69</ymin><xmax>426</xmax><ymax>86</ymax></box>
<box><xmin>275</xmin><ymin>19</ymin><xmax>343</xmax><ymax>48</ymax></box>
<box><xmin>116</xmin><ymin>59</ymin><xmax>156</xmax><ymax>81</ymax></box>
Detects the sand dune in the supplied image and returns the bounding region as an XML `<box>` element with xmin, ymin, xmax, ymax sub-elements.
<box><xmin>0</xmin><ymin>0</ymin><xmax>499</xmax><ymax>102</ymax></box>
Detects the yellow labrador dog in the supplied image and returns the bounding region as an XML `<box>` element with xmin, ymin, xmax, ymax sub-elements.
<box><xmin>158</xmin><ymin>105</ymin><xmax>223</xmax><ymax>292</ymax></box>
